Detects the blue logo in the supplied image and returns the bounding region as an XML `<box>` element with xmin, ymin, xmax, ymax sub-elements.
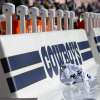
<box><xmin>41</xmin><ymin>42</ymin><xmax>82</xmax><ymax>78</ymax></box>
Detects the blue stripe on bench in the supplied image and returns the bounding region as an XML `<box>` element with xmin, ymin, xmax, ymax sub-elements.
<box><xmin>81</xmin><ymin>51</ymin><xmax>93</xmax><ymax>61</ymax></box>
<box><xmin>94</xmin><ymin>36</ymin><xmax>100</xmax><ymax>43</ymax></box>
<box><xmin>7</xmin><ymin>67</ymin><xmax>46</xmax><ymax>93</ymax></box>
<box><xmin>1</xmin><ymin>51</ymin><xmax>41</xmax><ymax>73</ymax></box>
<box><xmin>78</xmin><ymin>41</ymin><xmax>90</xmax><ymax>50</ymax></box>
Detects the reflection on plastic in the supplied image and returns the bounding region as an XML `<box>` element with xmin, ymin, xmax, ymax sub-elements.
<box><xmin>60</xmin><ymin>63</ymin><xmax>99</xmax><ymax>100</ymax></box>
<box><xmin>60</xmin><ymin>64</ymin><xmax>91</xmax><ymax>85</ymax></box>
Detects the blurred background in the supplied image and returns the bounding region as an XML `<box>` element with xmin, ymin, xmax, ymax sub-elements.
<box><xmin>0</xmin><ymin>0</ymin><xmax>100</xmax><ymax>14</ymax></box>
<box><xmin>0</xmin><ymin>0</ymin><xmax>99</xmax><ymax>34</ymax></box>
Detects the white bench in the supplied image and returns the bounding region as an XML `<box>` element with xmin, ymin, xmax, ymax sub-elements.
<box><xmin>0</xmin><ymin>29</ymin><xmax>98</xmax><ymax>100</ymax></box>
